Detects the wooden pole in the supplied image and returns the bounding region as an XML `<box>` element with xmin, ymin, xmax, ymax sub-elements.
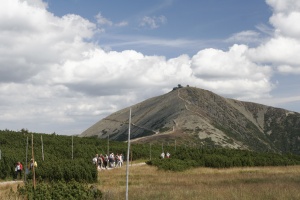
<box><xmin>72</xmin><ymin>136</ymin><xmax>74</xmax><ymax>160</ymax></box>
<box><xmin>126</xmin><ymin>108</ymin><xmax>132</xmax><ymax>200</ymax></box>
<box><xmin>25</xmin><ymin>136</ymin><xmax>28</xmax><ymax>182</ymax></box>
<box><xmin>107</xmin><ymin>133</ymin><xmax>109</xmax><ymax>156</ymax></box>
<box><xmin>41</xmin><ymin>135</ymin><xmax>44</xmax><ymax>161</ymax></box>
<box><xmin>32</xmin><ymin>134</ymin><xmax>36</xmax><ymax>189</ymax></box>
<box><xmin>130</xmin><ymin>150</ymin><xmax>133</xmax><ymax>166</ymax></box>
<box><xmin>150</xmin><ymin>143</ymin><xmax>152</xmax><ymax>160</ymax></box>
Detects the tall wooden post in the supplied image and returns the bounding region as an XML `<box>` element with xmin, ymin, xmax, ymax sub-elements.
<box><xmin>25</xmin><ymin>136</ymin><xmax>28</xmax><ymax>182</ymax></box>
<box><xmin>72</xmin><ymin>136</ymin><xmax>74</xmax><ymax>160</ymax></box>
<box><xmin>32</xmin><ymin>134</ymin><xmax>36</xmax><ymax>189</ymax></box>
<box><xmin>41</xmin><ymin>135</ymin><xmax>44</xmax><ymax>161</ymax></box>
<box><xmin>150</xmin><ymin>143</ymin><xmax>152</xmax><ymax>160</ymax></box>
<box><xmin>107</xmin><ymin>133</ymin><xmax>109</xmax><ymax>156</ymax></box>
<box><xmin>126</xmin><ymin>108</ymin><xmax>132</xmax><ymax>200</ymax></box>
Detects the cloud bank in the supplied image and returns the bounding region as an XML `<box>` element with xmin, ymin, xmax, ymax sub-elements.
<box><xmin>0</xmin><ymin>0</ymin><xmax>299</xmax><ymax>134</ymax></box>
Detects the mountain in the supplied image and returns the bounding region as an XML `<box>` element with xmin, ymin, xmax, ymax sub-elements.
<box><xmin>81</xmin><ymin>86</ymin><xmax>300</xmax><ymax>154</ymax></box>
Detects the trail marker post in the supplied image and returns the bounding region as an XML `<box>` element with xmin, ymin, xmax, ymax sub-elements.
<box><xmin>126</xmin><ymin>108</ymin><xmax>132</xmax><ymax>200</ymax></box>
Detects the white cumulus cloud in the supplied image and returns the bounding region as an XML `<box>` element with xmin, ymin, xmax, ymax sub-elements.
<box><xmin>247</xmin><ymin>0</ymin><xmax>300</xmax><ymax>74</ymax></box>
<box><xmin>1</xmin><ymin>0</ymin><xmax>300</xmax><ymax>134</ymax></box>
<box><xmin>191</xmin><ymin>44</ymin><xmax>273</xmax><ymax>99</ymax></box>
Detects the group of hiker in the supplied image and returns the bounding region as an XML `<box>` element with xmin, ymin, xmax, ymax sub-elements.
<box><xmin>92</xmin><ymin>151</ymin><xmax>171</xmax><ymax>170</ymax></box>
<box><xmin>160</xmin><ymin>152</ymin><xmax>171</xmax><ymax>159</ymax></box>
<box><xmin>14</xmin><ymin>159</ymin><xmax>37</xmax><ymax>180</ymax></box>
<box><xmin>93</xmin><ymin>153</ymin><xmax>124</xmax><ymax>170</ymax></box>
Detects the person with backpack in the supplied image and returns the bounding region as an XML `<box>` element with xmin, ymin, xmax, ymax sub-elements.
<box><xmin>29</xmin><ymin>158</ymin><xmax>37</xmax><ymax>170</ymax></box>
<box><xmin>14</xmin><ymin>161</ymin><xmax>22</xmax><ymax>180</ymax></box>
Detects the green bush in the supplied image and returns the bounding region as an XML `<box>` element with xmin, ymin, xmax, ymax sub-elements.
<box><xmin>17</xmin><ymin>179</ymin><xmax>102</xmax><ymax>200</ymax></box>
<box><xmin>2</xmin><ymin>129</ymin><xmax>300</xmax><ymax>175</ymax></box>
<box><xmin>147</xmin><ymin>158</ymin><xmax>196</xmax><ymax>171</ymax></box>
<box><xmin>146</xmin><ymin>146</ymin><xmax>300</xmax><ymax>171</ymax></box>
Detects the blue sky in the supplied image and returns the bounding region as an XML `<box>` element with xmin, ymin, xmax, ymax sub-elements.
<box><xmin>47</xmin><ymin>0</ymin><xmax>272</xmax><ymax>57</ymax></box>
<box><xmin>1</xmin><ymin>0</ymin><xmax>300</xmax><ymax>135</ymax></box>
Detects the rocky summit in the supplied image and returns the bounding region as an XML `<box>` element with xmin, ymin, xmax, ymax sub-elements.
<box><xmin>81</xmin><ymin>86</ymin><xmax>300</xmax><ymax>154</ymax></box>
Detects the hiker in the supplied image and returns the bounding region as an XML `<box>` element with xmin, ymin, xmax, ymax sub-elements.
<box><xmin>161</xmin><ymin>152</ymin><xmax>165</xmax><ymax>159</ymax></box>
<box><xmin>166</xmin><ymin>152</ymin><xmax>170</xmax><ymax>158</ymax></box>
<box><xmin>29</xmin><ymin>159</ymin><xmax>37</xmax><ymax>170</ymax></box>
<box><xmin>109</xmin><ymin>153</ymin><xmax>115</xmax><ymax>168</ymax></box>
<box><xmin>116</xmin><ymin>154</ymin><xmax>123</xmax><ymax>167</ymax></box>
<box><xmin>92</xmin><ymin>154</ymin><xmax>98</xmax><ymax>165</ymax></box>
<box><xmin>103</xmin><ymin>154</ymin><xmax>108</xmax><ymax>169</ymax></box>
<box><xmin>14</xmin><ymin>162</ymin><xmax>22</xmax><ymax>180</ymax></box>
<box><xmin>98</xmin><ymin>154</ymin><xmax>104</xmax><ymax>169</ymax></box>
<box><xmin>119</xmin><ymin>153</ymin><xmax>124</xmax><ymax>167</ymax></box>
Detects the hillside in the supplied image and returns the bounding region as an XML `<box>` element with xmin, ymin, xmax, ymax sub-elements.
<box><xmin>81</xmin><ymin>87</ymin><xmax>300</xmax><ymax>154</ymax></box>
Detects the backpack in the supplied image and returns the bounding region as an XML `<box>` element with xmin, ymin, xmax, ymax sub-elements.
<box><xmin>20</xmin><ymin>163</ymin><xmax>23</xmax><ymax>170</ymax></box>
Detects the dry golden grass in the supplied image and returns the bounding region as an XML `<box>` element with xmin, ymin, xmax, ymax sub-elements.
<box><xmin>0</xmin><ymin>181</ymin><xmax>24</xmax><ymax>200</ymax></box>
<box><xmin>1</xmin><ymin>165</ymin><xmax>300</xmax><ymax>199</ymax></box>
<box><xmin>98</xmin><ymin>164</ymin><xmax>300</xmax><ymax>200</ymax></box>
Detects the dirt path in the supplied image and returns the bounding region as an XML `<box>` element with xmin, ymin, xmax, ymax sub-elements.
<box><xmin>0</xmin><ymin>180</ymin><xmax>23</xmax><ymax>185</ymax></box>
<box><xmin>97</xmin><ymin>162</ymin><xmax>146</xmax><ymax>171</ymax></box>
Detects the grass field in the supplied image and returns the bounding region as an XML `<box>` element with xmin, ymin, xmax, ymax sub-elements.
<box><xmin>98</xmin><ymin>164</ymin><xmax>300</xmax><ymax>200</ymax></box>
<box><xmin>0</xmin><ymin>181</ymin><xmax>24</xmax><ymax>200</ymax></box>
<box><xmin>1</xmin><ymin>164</ymin><xmax>300</xmax><ymax>200</ymax></box>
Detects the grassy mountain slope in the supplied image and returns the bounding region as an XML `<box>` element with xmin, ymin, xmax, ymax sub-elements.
<box><xmin>81</xmin><ymin>87</ymin><xmax>300</xmax><ymax>154</ymax></box>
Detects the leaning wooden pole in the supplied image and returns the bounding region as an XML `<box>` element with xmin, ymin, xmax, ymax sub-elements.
<box><xmin>72</xmin><ymin>135</ymin><xmax>74</xmax><ymax>160</ymax></box>
<box><xmin>107</xmin><ymin>133</ymin><xmax>109</xmax><ymax>156</ymax></box>
<box><xmin>150</xmin><ymin>143</ymin><xmax>152</xmax><ymax>161</ymax></box>
<box><xmin>25</xmin><ymin>136</ymin><xmax>28</xmax><ymax>182</ymax></box>
<box><xmin>32</xmin><ymin>134</ymin><xmax>36</xmax><ymax>189</ymax></box>
<box><xmin>126</xmin><ymin>108</ymin><xmax>132</xmax><ymax>200</ymax></box>
<box><xmin>41</xmin><ymin>135</ymin><xmax>44</xmax><ymax>161</ymax></box>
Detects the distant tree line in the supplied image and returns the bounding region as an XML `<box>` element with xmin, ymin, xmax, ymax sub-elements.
<box><xmin>147</xmin><ymin>146</ymin><xmax>300</xmax><ymax>171</ymax></box>
<box><xmin>1</xmin><ymin>129</ymin><xmax>300</xmax><ymax>183</ymax></box>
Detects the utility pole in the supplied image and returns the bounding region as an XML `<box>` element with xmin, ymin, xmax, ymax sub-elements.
<box><xmin>126</xmin><ymin>108</ymin><xmax>132</xmax><ymax>200</ymax></box>
<box><xmin>25</xmin><ymin>136</ymin><xmax>28</xmax><ymax>182</ymax></box>
<box><xmin>32</xmin><ymin>134</ymin><xmax>36</xmax><ymax>189</ymax></box>
<box><xmin>175</xmin><ymin>140</ymin><xmax>176</xmax><ymax>152</ymax></box>
<box><xmin>150</xmin><ymin>143</ymin><xmax>152</xmax><ymax>160</ymax></box>
<box><xmin>72</xmin><ymin>135</ymin><xmax>74</xmax><ymax>160</ymax></box>
<box><xmin>41</xmin><ymin>135</ymin><xmax>44</xmax><ymax>161</ymax></box>
<box><xmin>107</xmin><ymin>133</ymin><xmax>109</xmax><ymax>156</ymax></box>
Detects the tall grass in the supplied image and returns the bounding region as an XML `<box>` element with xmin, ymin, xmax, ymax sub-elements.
<box><xmin>98</xmin><ymin>164</ymin><xmax>300</xmax><ymax>200</ymax></box>
<box><xmin>1</xmin><ymin>165</ymin><xmax>300</xmax><ymax>199</ymax></box>
<box><xmin>0</xmin><ymin>181</ymin><xmax>24</xmax><ymax>200</ymax></box>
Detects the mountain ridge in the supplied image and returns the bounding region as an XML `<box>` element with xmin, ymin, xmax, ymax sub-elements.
<box><xmin>81</xmin><ymin>87</ymin><xmax>300</xmax><ymax>154</ymax></box>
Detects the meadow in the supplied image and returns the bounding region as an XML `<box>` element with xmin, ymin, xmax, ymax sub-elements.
<box><xmin>1</xmin><ymin>130</ymin><xmax>300</xmax><ymax>199</ymax></box>
<box><xmin>98</xmin><ymin>164</ymin><xmax>300</xmax><ymax>200</ymax></box>
<box><xmin>1</xmin><ymin>164</ymin><xmax>300</xmax><ymax>199</ymax></box>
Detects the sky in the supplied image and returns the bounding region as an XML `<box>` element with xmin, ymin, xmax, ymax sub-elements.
<box><xmin>1</xmin><ymin>0</ymin><xmax>300</xmax><ymax>135</ymax></box>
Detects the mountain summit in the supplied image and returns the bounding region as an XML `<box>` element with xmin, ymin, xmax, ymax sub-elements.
<box><xmin>81</xmin><ymin>86</ymin><xmax>300</xmax><ymax>154</ymax></box>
